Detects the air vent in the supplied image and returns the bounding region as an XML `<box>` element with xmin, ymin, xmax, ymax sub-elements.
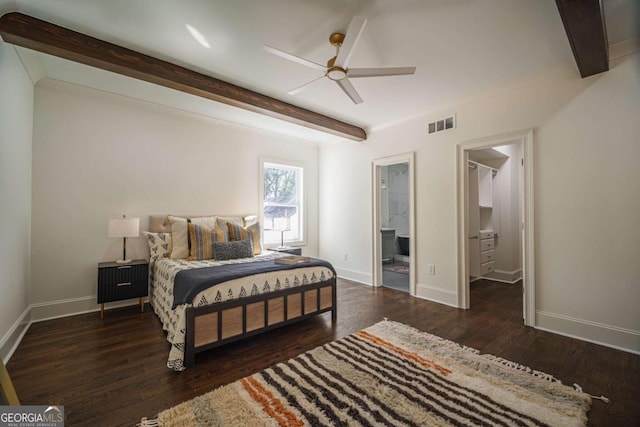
<box><xmin>427</xmin><ymin>115</ymin><xmax>455</xmax><ymax>134</ymax></box>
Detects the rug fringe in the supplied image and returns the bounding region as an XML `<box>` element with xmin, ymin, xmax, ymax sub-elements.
<box><xmin>137</xmin><ymin>417</ymin><xmax>159</xmax><ymax>426</ymax></box>
<box><xmin>573</xmin><ymin>383</ymin><xmax>610</xmax><ymax>403</ymax></box>
<box><xmin>483</xmin><ymin>354</ymin><xmax>560</xmax><ymax>382</ymax></box>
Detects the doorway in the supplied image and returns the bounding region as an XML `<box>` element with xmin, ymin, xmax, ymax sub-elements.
<box><xmin>456</xmin><ymin>129</ymin><xmax>535</xmax><ymax>326</ymax></box>
<box><xmin>468</xmin><ymin>144</ymin><xmax>522</xmax><ymax>284</ymax></box>
<box><xmin>372</xmin><ymin>153</ymin><xmax>416</xmax><ymax>295</ymax></box>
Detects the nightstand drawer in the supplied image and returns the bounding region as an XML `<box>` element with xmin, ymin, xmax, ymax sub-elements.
<box><xmin>98</xmin><ymin>279</ymin><xmax>147</xmax><ymax>303</ymax></box>
<box><xmin>97</xmin><ymin>260</ymin><xmax>149</xmax><ymax>305</ymax></box>
<box><xmin>108</xmin><ymin>264</ymin><xmax>147</xmax><ymax>284</ymax></box>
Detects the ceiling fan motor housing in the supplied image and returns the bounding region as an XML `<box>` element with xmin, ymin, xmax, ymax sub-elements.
<box><xmin>329</xmin><ymin>32</ymin><xmax>345</xmax><ymax>46</ymax></box>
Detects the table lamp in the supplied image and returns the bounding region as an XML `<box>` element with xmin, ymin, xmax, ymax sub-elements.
<box><xmin>108</xmin><ymin>215</ymin><xmax>139</xmax><ymax>263</ymax></box>
<box><xmin>273</xmin><ymin>216</ymin><xmax>290</xmax><ymax>249</ymax></box>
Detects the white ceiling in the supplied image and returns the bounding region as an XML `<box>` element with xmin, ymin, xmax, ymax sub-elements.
<box><xmin>1</xmin><ymin>0</ymin><xmax>638</xmax><ymax>143</ymax></box>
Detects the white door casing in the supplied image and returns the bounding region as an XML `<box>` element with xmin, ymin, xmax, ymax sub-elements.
<box><xmin>456</xmin><ymin>129</ymin><xmax>535</xmax><ymax>326</ymax></box>
<box><xmin>372</xmin><ymin>152</ymin><xmax>416</xmax><ymax>295</ymax></box>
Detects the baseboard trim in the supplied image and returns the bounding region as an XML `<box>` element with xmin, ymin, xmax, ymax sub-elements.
<box><xmin>482</xmin><ymin>268</ymin><xmax>522</xmax><ymax>284</ymax></box>
<box><xmin>30</xmin><ymin>295</ymin><xmax>98</xmax><ymax>322</ymax></box>
<box><xmin>496</xmin><ymin>268</ymin><xmax>522</xmax><ymax>280</ymax></box>
<box><xmin>415</xmin><ymin>284</ymin><xmax>458</xmax><ymax>308</ymax></box>
<box><xmin>536</xmin><ymin>310</ymin><xmax>640</xmax><ymax>355</ymax></box>
<box><xmin>0</xmin><ymin>306</ymin><xmax>31</xmax><ymax>363</ymax></box>
<box><xmin>2</xmin><ymin>296</ymin><xmax>146</xmax><ymax>362</ymax></box>
<box><xmin>335</xmin><ymin>267</ymin><xmax>372</xmax><ymax>286</ymax></box>
<box><xmin>30</xmin><ymin>295</ymin><xmax>146</xmax><ymax>322</ymax></box>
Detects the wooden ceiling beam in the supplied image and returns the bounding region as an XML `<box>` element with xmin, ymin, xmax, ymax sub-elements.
<box><xmin>0</xmin><ymin>12</ymin><xmax>366</xmax><ymax>141</ymax></box>
<box><xmin>555</xmin><ymin>0</ymin><xmax>609</xmax><ymax>78</ymax></box>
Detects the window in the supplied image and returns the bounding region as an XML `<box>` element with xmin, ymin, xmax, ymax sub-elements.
<box><xmin>261</xmin><ymin>160</ymin><xmax>304</xmax><ymax>246</ymax></box>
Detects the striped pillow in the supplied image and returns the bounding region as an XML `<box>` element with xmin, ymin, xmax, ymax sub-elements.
<box><xmin>188</xmin><ymin>223</ymin><xmax>226</xmax><ymax>261</ymax></box>
<box><xmin>226</xmin><ymin>222</ymin><xmax>261</xmax><ymax>255</ymax></box>
<box><xmin>168</xmin><ymin>215</ymin><xmax>216</xmax><ymax>259</ymax></box>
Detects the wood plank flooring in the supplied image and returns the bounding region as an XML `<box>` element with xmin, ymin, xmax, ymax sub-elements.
<box><xmin>7</xmin><ymin>278</ymin><xmax>640</xmax><ymax>426</ymax></box>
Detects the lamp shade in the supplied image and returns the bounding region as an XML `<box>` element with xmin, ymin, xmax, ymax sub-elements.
<box><xmin>108</xmin><ymin>217</ymin><xmax>139</xmax><ymax>238</ymax></box>
<box><xmin>273</xmin><ymin>216</ymin><xmax>290</xmax><ymax>232</ymax></box>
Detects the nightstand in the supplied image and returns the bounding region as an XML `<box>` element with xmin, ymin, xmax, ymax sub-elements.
<box><xmin>268</xmin><ymin>246</ymin><xmax>302</xmax><ymax>256</ymax></box>
<box><xmin>97</xmin><ymin>259</ymin><xmax>149</xmax><ymax>319</ymax></box>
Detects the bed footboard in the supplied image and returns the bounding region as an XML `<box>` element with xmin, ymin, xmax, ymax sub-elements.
<box><xmin>183</xmin><ymin>278</ymin><xmax>336</xmax><ymax>368</ymax></box>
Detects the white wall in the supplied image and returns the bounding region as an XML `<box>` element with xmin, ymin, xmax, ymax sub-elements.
<box><xmin>31</xmin><ymin>79</ymin><xmax>320</xmax><ymax>312</ymax></box>
<box><xmin>0</xmin><ymin>40</ymin><xmax>33</xmax><ymax>360</ymax></box>
<box><xmin>320</xmin><ymin>53</ymin><xmax>640</xmax><ymax>353</ymax></box>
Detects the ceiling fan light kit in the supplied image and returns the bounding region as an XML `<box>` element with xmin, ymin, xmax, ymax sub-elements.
<box><xmin>327</xmin><ymin>67</ymin><xmax>347</xmax><ymax>81</ymax></box>
<box><xmin>264</xmin><ymin>16</ymin><xmax>416</xmax><ymax>104</ymax></box>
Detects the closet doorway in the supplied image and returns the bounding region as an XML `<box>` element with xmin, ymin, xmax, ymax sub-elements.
<box><xmin>372</xmin><ymin>153</ymin><xmax>416</xmax><ymax>295</ymax></box>
<box><xmin>456</xmin><ymin>129</ymin><xmax>535</xmax><ymax>326</ymax></box>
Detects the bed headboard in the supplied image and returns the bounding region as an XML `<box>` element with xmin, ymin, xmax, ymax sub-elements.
<box><xmin>148</xmin><ymin>214</ymin><xmax>257</xmax><ymax>233</ymax></box>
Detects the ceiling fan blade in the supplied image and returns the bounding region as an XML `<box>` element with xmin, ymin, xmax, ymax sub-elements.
<box><xmin>263</xmin><ymin>45</ymin><xmax>327</xmax><ymax>71</ymax></box>
<box><xmin>334</xmin><ymin>16</ymin><xmax>367</xmax><ymax>68</ymax></box>
<box><xmin>336</xmin><ymin>78</ymin><xmax>363</xmax><ymax>104</ymax></box>
<box><xmin>288</xmin><ymin>75</ymin><xmax>325</xmax><ymax>95</ymax></box>
<box><xmin>348</xmin><ymin>66</ymin><xmax>416</xmax><ymax>78</ymax></box>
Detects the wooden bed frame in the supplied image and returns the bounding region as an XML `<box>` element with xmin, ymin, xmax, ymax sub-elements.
<box><xmin>148</xmin><ymin>214</ymin><xmax>337</xmax><ymax>368</ymax></box>
<box><xmin>184</xmin><ymin>277</ymin><xmax>336</xmax><ymax>367</ymax></box>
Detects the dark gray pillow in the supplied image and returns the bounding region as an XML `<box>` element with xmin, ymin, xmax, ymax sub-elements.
<box><xmin>213</xmin><ymin>240</ymin><xmax>254</xmax><ymax>260</ymax></box>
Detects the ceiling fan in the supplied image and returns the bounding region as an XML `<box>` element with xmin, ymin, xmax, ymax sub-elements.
<box><xmin>263</xmin><ymin>16</ymin><xmax>416</xmax><ymax>105</ymax></box>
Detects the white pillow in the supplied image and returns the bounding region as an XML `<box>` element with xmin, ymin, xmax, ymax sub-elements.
<box><xmin>168</xmin><ymin>215</ymin><xmax>216</xmax><ymax>259</ymax></box>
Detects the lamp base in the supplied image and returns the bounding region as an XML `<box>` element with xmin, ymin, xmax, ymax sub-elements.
<box><xmin>116</xmin><ymin>259</ymin><xmax>132</xmax><ymax>264</ymax></box>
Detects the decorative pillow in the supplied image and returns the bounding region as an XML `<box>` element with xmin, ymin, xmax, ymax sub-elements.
<box><xmin>213</xmin><ymin>240</ymin><xmax>254</xmax><ymax>260</ymax></box>
<box><xmin>142</xmin><ymin>231</ymin><xmax>172</xmax><ymax>268</ymax></box>
<box><xmin>226</xmin><ymin>221</ymin><xmax>262</xmax><ymax>255</ymax></box>
<box><xmin>243</xmin><ymin>215</ymin><xmax>258</xmax><ymax>226</ymax></box>
<box><xmin>168</xmin><ymin>215</ymin><xmax>216</xmax><ymax>259</ymax></box>
<box><xmin>215</xmin><ymin>217</ymin><xmax>242</xmax><ymax>241</ymax></box>
<box><xmin>187</xmin><ymin>223</ymin><xmax>226</xmax><ymax>261</ymax></box>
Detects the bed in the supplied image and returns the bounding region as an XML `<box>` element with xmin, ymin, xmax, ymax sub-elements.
<box><xmin>145</xmin><ymin>214</ymin><xmax>337</xmax><ymax>371</ymax></box>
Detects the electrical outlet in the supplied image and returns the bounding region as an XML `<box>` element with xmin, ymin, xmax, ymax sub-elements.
<box><xmin>427</xmin><ymin>264</ymin><xmax>435</xmax><ymax>275</ymax></box>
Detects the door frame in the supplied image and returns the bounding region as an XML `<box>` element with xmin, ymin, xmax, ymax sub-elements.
<box><xmin>372</xmin><ymin>152</ymin><xmax>416</xmax><ymax>294</ymax></box>
<box><xmin>456</xmin><ymin>129</ymin><xmax>535</xmax><ymax>326</ymax></box>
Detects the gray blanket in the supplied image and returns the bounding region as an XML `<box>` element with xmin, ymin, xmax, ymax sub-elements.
<box><xmin>172</xmin><ymin>258</ymin><xmax>335</xmax><ymax>308</ymax></box>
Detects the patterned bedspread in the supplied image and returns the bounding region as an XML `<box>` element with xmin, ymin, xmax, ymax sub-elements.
<box><xmin>149</xmin><ymin>252</ymin><xmax>335</xmax><ymax>371</ymax></box>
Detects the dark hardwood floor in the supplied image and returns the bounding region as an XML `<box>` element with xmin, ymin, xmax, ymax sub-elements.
<box><xmin>7</xmin><ymin>278</ymin><xmax>640</xmax><ymax>426</ymax></box>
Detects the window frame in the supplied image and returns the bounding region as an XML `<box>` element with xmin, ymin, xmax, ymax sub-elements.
<box><xmin>259</xmin><ymin>157</ymin><xmax>306</xmax><ymax>248</ymax></box>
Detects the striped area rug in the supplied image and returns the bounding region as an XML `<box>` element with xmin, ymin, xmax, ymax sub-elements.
<box><xmin>140</xmin><ymin>320</ymin><xmax>591</xmax><ymax>426</ymax></box>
